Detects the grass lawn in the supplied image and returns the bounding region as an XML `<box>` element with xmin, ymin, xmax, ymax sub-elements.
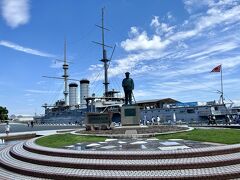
<box><xmin>156</xmin><ymin>129</ymin><xmax>240</xmax><ymax>144</ymax></box>
<box><xmin>35</xmin><ymin>133</ymin><xmax>106</xmax><ymax>148</ymax></box>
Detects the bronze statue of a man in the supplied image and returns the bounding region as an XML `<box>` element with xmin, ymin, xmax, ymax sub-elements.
<box><xmin>122</xmin><ymin>72</ymin><xmax>134</xmax><ymax>105</ymax></box>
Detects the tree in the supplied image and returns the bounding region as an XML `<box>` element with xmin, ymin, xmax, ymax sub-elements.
<box><xmin>0</xmin><ymin>106</ymin><xmax>8</xmax><ymax>122</ymax></box>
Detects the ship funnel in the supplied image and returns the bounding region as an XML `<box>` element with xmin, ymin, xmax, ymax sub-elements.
<box><xmin>69</xmin><ymin>83</ymin><xmax>78</xmax><ymax>107</ymax></box>
<box><xmin>80</xmin><ymin>79</ymin><xmax>90</xmax><ymax>107</ymax></box>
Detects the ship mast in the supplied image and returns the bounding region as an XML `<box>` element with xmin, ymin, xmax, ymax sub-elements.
<box><xmin>42</xmin><ymin>39</ymin><xmax>70</xmax><ymax>107</ymax></box>
<box><xmin>101</xmin><ymin>9</ymin><xmax>109</xmax><ymax>95</ymax></box>
<box><xmin>62</xmin><ymin>39</ymin><xmax>69</xmax><ymax>105</ymax></box>
<box><xmin>93</xmin><ymin>8</ymin><xmax>112</xmax><ymax>97</ymax></box>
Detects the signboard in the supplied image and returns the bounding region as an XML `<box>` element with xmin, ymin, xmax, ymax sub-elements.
<box><xmin>121</xmin><ymin>105</ymin><xmax>140</xmax><ymax>126</ymax></box>
<box><xmin>86</xmin><ymin>113</ymin><xmax>110</xmax><ymax>124</ymax></box>
<box><xmin>175</xmin><ymin>102</ymin><xmax>198</xmax><ymax>107</ymax></box>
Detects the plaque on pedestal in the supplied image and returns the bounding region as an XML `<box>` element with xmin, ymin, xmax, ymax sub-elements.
<box><xmin>121</xmin><ymin>105</ymin><xmax>140</xmax><ymax>126</ymax></box>
<box><xmin>85</xmin><ymin>112</ymin><xmax>111</xmax><ymax>130</ymax></box>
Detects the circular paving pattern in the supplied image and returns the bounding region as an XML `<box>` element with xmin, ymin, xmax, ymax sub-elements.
<box><xmin>0</xmin><ymin>137</ymin><xmax>240</xmax><ymax>179</ymax></box>
<box><xmin>64</xmin><ymin>138</ymin><xmax>220</xmax><ymax>151</ymax></box>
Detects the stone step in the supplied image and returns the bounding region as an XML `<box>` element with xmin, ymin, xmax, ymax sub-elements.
<box><xmin>0</xmin><ymin>165</ymin><xmax>48</xmax><ymax>180</ymax></box>
<box><xmin>10</xmin><ymin>142</ymin><xmax>240</xmax><ymax>171</ymax></box>
<box><xmin>0</xmin><ymin>145</ymin><xmax>240</xmax><ymax>179</ymax></box>
<box><xmin>24</xmin><ymin>138</ymin><xmax>240</xmax><ymax>159</ymax></box>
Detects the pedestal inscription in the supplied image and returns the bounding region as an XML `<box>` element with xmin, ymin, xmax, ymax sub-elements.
<box><xmin>85</xmin><ymin>112</ymin><xmax>111</xmax><ymax>130</ymax></box>
<box><xmin>121</xmin><ymin>105</ymin><xmax>140</xmax><ymax>126</ymax></box>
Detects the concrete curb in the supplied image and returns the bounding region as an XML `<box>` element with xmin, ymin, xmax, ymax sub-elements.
<box><xmin>70</xmin><ymin>126</ymin><xmax>194</xmax><ymax>138</ymax></box>
<box><xmin>0</xmin><ymin>133</ymin><xmax>36</xmax><ymax>141</ymax></box>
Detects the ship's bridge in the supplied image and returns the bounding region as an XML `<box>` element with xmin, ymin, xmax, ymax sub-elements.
<box><xmin>136</xmin><ymin>98</ymin><xmax>179</xmax><ymax>110</ymax></box>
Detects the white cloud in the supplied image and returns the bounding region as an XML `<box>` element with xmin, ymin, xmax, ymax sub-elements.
<box><xmin>88</xmin><ymin>64</ymin><xmax>103</xmax><ymax>71</ymax></box>
<box><xmin>200</xmin><ymin>0</ymin><xmax>239</xmax><ymax>9</ymax></box>
<box><xmin>122</xmin><ymin>3</ymin><xmax>240</xmax><ymax>53</ymax></box>
<box><xmin>36</xmin><ymin>81</ymin><xmax>46</xmax><ymax>85</ymax></box>
<box><xmin>0</xmin><ymin>40</ymin><xmax>55</xmax><ymax>58</ymax></box>
<box><xmin>88</xmin><ymin>1</ymin><xmax>240</xmax><ymax>102</ymax></box>
<box><xmin>162</xmin><ymin>55</ymin><xmax>240</xmax><ymax>79</ymax></box>
<box><xmin>121</xmin><ymin>30</ymin><xmax>170</xmax><ymax>51</ymax></box>
<box><xmin>109</xmin><ymin>50</ymin><xmax>168</xmax><ymax>77</ymax></box>
<box><xmin>1</xmin><ymin>0</ymin><xmax>30</xmax><ymax>28</ymax></box>
<box><xmin>186</xmin><ymin>42</ymin><xmax>238</xmax><ymax>59</ymax></box>
<box><xmin>196</xmin><ymin>5</ymin><xmax>240</xmax><ymax>31</ymax></box>
<box><xmin>24</xmin><ymin>93</ymin><xmax>32</xmax><ymax>96</ymax></box>
<box><xmin>150</xmin><ymin>16</ymin><xmax>175</xmax><ymax>36</ymax></box>
<box><xmin>129</xmin><ymin>26</ymin><xmax>139</xmax><ymax>37</ymax></box>
<box><xmin>132</xmin><ymin>89</ymin><xmax>145</xmax><ymax>97</ymax></box>
<box><xmin>177</xmin><ymin>41</ymin><xmax>188</xmax><ymax>49</ymax></box>
<box><xmin>25</xmin><ymin>89</ymin><xmax>61</xmax><ymax>94</ymax></box>
<box><xmin>183</xmin><ymin>0</ymin><xmax>217</xmax><ymax>14</ymax></box>
<box><xmin>88</xmin><ymin>49</ymin><xmax>171</xmax><ymax>85</ymax></box>
<box><xmin>167</xmin><ymin>12</ymin><xmax>173</xmax><ymax>19</ymax></box>
<box><xmin>232</xmin><ymin>100</ymin><xmax>240</xmax><ymax>106</ymax></box>
<box><xmin>171</xmin><ymin>3</ymin><xmax>240</xmax><ymax>42</ymax></box>
<box><xmin>150</xmin><ymin>16</ymin><xmax>160</xmax><ymax>27</ymax></box>
<box><xmin>122</xmin><ymin>2</ymin><xmax>240</xmax><ymax>52</ymax></box>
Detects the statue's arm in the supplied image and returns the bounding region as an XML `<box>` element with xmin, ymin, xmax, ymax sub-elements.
<box><xmin>132</xmin><ymin>79</ymin><xmax>134</xmax><ymax>90</ymax></box>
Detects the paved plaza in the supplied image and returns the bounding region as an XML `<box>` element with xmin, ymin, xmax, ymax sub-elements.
<box><xmin>0</xmin><ymin>137</ymin><xmax>240</xmax><ymax>179</ymax></box>
<box><xmin>0</xmin><ymin>125</ymin><xmax>240</xmax><ymax>179</ymax></box>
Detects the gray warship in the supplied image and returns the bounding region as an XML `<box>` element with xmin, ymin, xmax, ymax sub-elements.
<box><xmin>39</xmin><ymin>8</ymin><xmax>124</xmax><ymax>125</ymax></box>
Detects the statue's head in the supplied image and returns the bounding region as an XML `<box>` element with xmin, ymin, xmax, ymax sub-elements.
<box><xmin>125</xmin><ymin>72</ymin><xmax>130</xmax><ymax>78</ymax></box>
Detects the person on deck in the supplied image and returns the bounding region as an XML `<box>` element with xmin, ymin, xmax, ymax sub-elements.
<box><xmin>30</xmin><ymin>121</ymin><xmax>34</xmax><ymax>128</ymax></box>
<box><xmin>151</xmin><ymin>116</ymin><xmax>155</xmax><ymax>125</ymax></box>
<box><xmin>208</xmin><ymin>115</ymin><xmax>212</xmax><ymax>125</ymax></box>
<box><xmin>157</xmin><ymin>116</ymin><xmax>161</xmax><ymax>125</ymax></box>
<box><xmin>5</xmin><ymin>122</ymin><xmax>10</xmax><ymax>136</ymax></box>
<box><xmin>144</xmin><ymin>115</ymin><xmax>147</xmax><ymax>125</ymax></box>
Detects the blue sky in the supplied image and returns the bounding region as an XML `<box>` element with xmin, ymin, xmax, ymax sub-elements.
<box><xmin>0</xmin><ymin>0</ymin><xmax>240</xmax><ymax>115</ymax></box>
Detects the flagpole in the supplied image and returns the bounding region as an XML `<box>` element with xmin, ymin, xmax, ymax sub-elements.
<box><xmin>220</xmin><ymin>64</ymin><xmax>224</xmax><ymax>104</ymax></box>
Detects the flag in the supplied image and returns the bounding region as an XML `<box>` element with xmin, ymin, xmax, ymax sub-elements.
<box><xmin>211</xmin><ymin>65</ymin><xmax>221</xmax><ymax>72</ymax></box>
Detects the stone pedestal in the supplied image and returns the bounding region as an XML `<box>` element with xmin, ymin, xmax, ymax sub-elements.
<box><xmin>121</xmin><ymin>105</ymin><xmax>140</xmax><ymax>126</ymax></box>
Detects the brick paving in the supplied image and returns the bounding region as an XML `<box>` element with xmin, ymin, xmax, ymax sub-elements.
<box><xmin>24</xmin><ymin>138</ymin><xmax>240</xmax><ymax>159</ymax></box>
<box><xmin>0</xmin><ymin>165</ymin><xmax>47</xmax><ymax>180</ymax></box>
<box><xmin>0</xmin><ymin>137</ymin><xmax>240</xmax><ymax>179</ymax></box>
<box><xmin>10</xmin><ymin>142</ymin><xmax>240</xmax><ymax>170</ymax></box>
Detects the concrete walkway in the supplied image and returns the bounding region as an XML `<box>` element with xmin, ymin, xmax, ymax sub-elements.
<box><xmin>0</xmin><ymin>129</ymin><xmax>75</xmax><ymax>138</ymax></box>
